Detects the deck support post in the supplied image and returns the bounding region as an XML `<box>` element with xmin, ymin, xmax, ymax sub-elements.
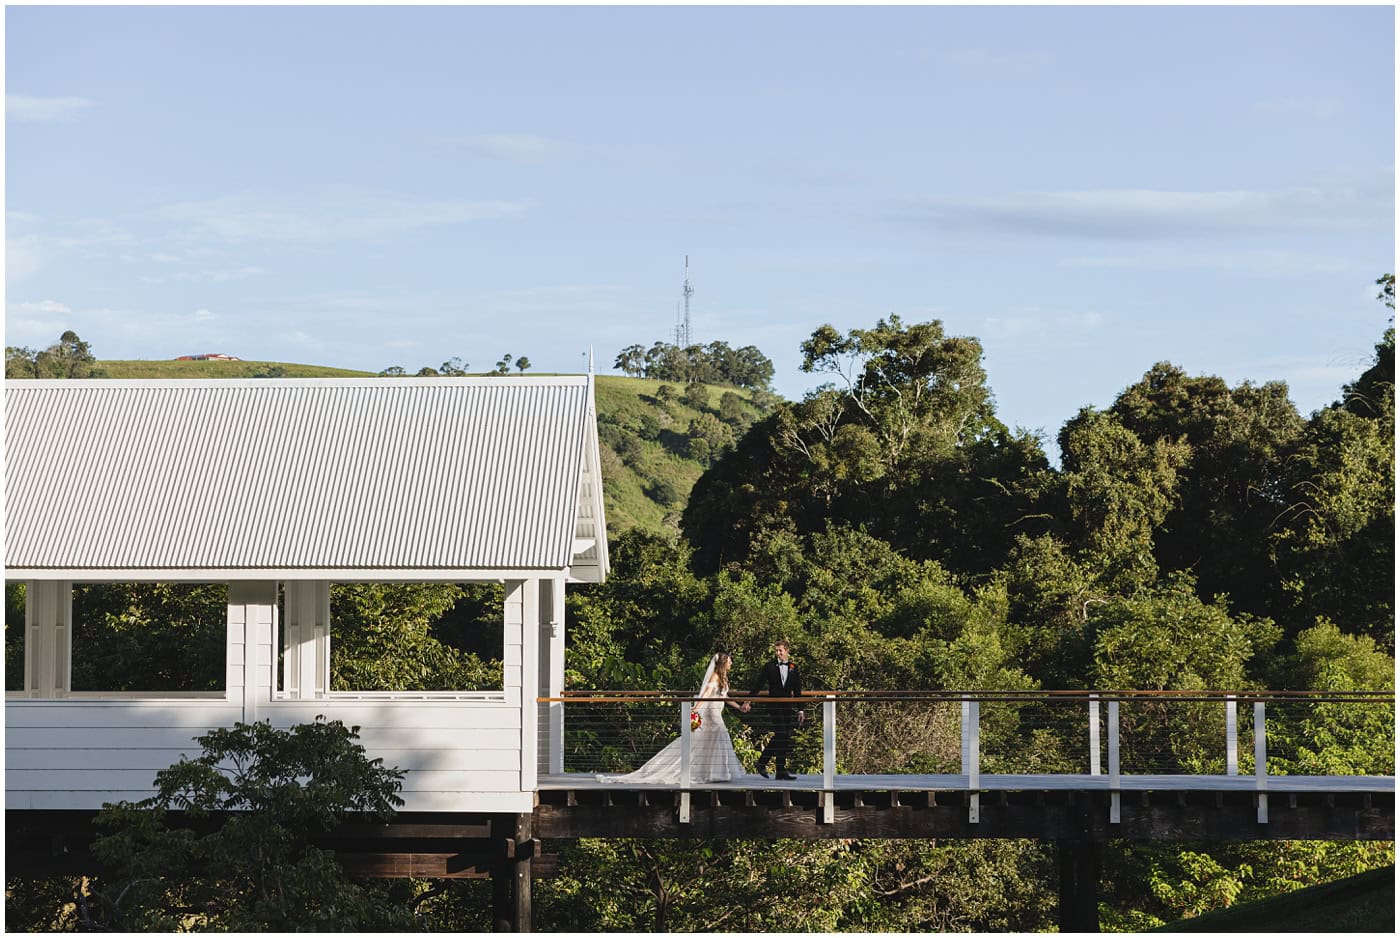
<box><xmin>1055</xmin><ymin>836</ymin><xmax>1101</xmax><ymax>933</ymax></box>
<box><xmin>962</xmin><ymin>698</ymin><xmax>980</xmax><ymax>823</ymax></box>
<box><xmin>1107</xmin><ymin>699</ymin><xmax>1121</xmax><ymax>824</ymax></box>
<box><xmin>822</xmin><ymin>696</ymin><xmax>836</xmax><ymax>823</ymax></box>
<box><xmin>1255</xmin><ymin>701</ymin><xmax>1268</xmax><ymax>824</ymax></box>
<box><xmin>1088</xmin><ymin>694</ymin><xmax>1100</xmax><ymax>775</ymax></box>
<box><xmin>1225</xmin><ymin>695</ymin><xmax>1238</xmax><ymax>775</ymax></box>
<box><xmin>679</xmin><ymin>699</ymin><xmax>692</xmax><ymax>824</ymax></box>
<box><xmin>491</xmin><ymin>813</ymin><xmax>533</xmax><ymax>932</ymax></box>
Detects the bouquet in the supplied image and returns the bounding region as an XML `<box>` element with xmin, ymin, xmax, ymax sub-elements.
<box><xmin>690</xmin><ymin>709</ymin><xmax>702</xmax><ymax>731</ymax></box>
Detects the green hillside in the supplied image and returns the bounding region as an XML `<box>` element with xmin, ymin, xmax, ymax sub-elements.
<box><xmin>1154</xmin><ymin>865</ymin><xmax>1394</xmax><ymax>932</ymax></box>
<box><xmin>99</xmin><ymin>359</ymin><xmax>374</xmax><ymax>378</ymax></box>
<box><xmin>84</xmin><ymin>360</ymin><xmax>774</xmax><ymax>536</ymax></box>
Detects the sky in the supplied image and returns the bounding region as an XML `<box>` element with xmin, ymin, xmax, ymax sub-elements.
<box><xmin>6</xmin><ymin>5</ymin><xmax>1395</xmax><ymax>455</ymax></box>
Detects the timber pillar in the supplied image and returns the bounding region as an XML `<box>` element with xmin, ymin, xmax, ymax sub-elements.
<box><xmin>492</xmin><ymin>813</ymin><xmax>534</xmax><ymax>932</ymax></box>
<box><xmin>1055</xmin><ymin>838</ymin><xmax>1101</xmax><ymax>932</ymax></box>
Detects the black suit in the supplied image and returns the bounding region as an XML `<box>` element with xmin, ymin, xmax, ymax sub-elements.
<box><xmin>750</xmin><ymin>659</ymin><xmax>803</xmax><ymax>775</ymax></box>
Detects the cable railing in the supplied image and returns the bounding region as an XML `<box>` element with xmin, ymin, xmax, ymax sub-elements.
<box><xmin>537</xmin><ymin>689</ymin><xmax>1395</xmax><ymax>789</ymax></box>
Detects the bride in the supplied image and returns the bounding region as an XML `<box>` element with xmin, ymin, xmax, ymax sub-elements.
<box><xmin>600</xmin><ymin>652</ymin><xmax>749</xmax><ymax>784</ymax></box>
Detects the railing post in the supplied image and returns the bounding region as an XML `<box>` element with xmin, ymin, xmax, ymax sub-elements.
<box><xmin>1225</xmin><ymin>694</ymin><xmax>1238</xmax><ymax>776</ymax></box>
<box><xmin>822</xmin><ymin>696</ymin><xmax>836</xmax><ymax>823</ymax></box>
<box><xmin>1108</xmin><ymin>699</ymin><xmax>1120</xmax><ymax>824</ymax></box>
<box><xmin>679</xmin><ymin>698</ymin><xmax>691</xmax><ymax>824</ymax></box>
<box><xmin>967</xmin><ymin>698</ymin><xmax>980</xmax><ymax>824</ymax></box>
<box><xmin>1255</xmin><ymin>700</ymin><xmax>1268</xmax><ymax>824</ymax></box>
<box><xmin>1089</xmin><ymin>694</ymin><xmax>1101</xmax><ymax>776</ymax></box>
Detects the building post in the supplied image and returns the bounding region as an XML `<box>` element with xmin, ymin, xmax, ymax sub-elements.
<box><xmin>282</xmin><ymin>581</ymin><xmax>330</xmax><ymax>698</ymax></box>
<box><xmin>491</xmin><ymin>813</ymin><xmax>533</xmax><ymax>932</ymax></box>
<box><xmin>228</xmin><ymin>581</ymin><xmax>278</xmax><ymax>722</ymax></box>
<box><xmin>24</xmin><ymin>580</ymin><xmax>71</xmax><ymax>698</ymax></box>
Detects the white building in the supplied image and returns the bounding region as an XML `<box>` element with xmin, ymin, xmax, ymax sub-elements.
<box><xmin>6</xmin><ymin>376</ymin><xmax>608</xmax><ymax>814</ymax></box>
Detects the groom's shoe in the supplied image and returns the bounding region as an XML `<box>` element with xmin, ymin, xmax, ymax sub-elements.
<box><xmin>756</xmin><ymin>761</ymin><xmax>771</xmax><ymax>779</ymax></box>
<box><xmin>776</xmin><ymin>771</ymin><xmax>797</xmax><ymax>780</ymax></box>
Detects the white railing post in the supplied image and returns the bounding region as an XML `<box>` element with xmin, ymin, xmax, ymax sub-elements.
<box><xmin>679</xmin><ymin>697</ymin><xmax>692</xmax><ymax>823</ymax></box>
<box><xmin>967</xmin><ymin>699</ymin><xmax>980</xmax><ymax>824</ymax></box>
<box><xmin>1255</xmin><ymin>700</ymin><xmax>1268</xmax><ymax>823</ymax></box>
<box><xmin>1226</xmin><ymin>694</ymin><xmax>1238</xmax><ymax>775</ymax></box>
<box><xmin>1108</xmin><ymin>699</ymin><xmax>1121</xmax><ymax>824</ymax></box>
<box><xmin>1089</xmin><ymin>694</ymin><xmax>1101</xmax><ymax>775</ymax></box>
<box><xmin>823</xmin><ymin>696</ymin><xmax>836</xmax><ymax>823</ymax></box>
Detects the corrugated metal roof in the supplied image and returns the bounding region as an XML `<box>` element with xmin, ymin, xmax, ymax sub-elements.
<box><xmin>5</xmin><ymin>378</ymin><xmax>602</xmax><ymax>576</ymax></box>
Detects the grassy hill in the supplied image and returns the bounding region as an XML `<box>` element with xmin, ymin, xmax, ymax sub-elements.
<box><xmin>83</xmin><ymin>360</ymin><xmax>775</xmax><ymax>536</ymax></box>
<box><xmin>99</xmin><ymin>359</ymin><xmax>373</xmax><ymax>378</ymax></box>
<box><xmin>1154</xmin><ymin>865</ymin><xmax>1394</xmax><ymax>933</ymax></box>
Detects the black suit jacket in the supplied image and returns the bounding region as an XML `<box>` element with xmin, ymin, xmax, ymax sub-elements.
<box><xmin>750</xmin><ymin>660</ymin><xmax>803</xmax><ymax>715</ymax></box>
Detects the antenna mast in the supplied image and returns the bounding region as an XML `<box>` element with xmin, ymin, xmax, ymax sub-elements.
<box><xmin>681</xmin><ymin>255</ymin><xmax>694</xmax><ymax>347</ymax></box>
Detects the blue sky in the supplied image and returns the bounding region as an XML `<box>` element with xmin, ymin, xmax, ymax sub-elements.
<box><xmin>6</xmin><ymin>5</ymin><xmax>1394</xmax><ymax>451</ymax></box>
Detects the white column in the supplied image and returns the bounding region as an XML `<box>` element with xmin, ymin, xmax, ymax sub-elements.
<box><xmin>282</xmin><ymin>581</ymin><xmax>330</xmax><ymax>699</ymax></box>
<box><xmin>228</xmin><ymin>582</ymin><xmax>278</xmax><ymax>722</ymax></box>
<box><xmin>24</xmin><ymin>580</ymin><xmax>71</xmax><ymax>698</ymax></box>
<box><xmin>520</xmin><ymin>578</ymin><xmax>540</xmax><ymax>794</ymax></box>
<box><xmin>538</xmin><ymin>577</ymin><xmax>566</xmax><ymax>776</ymax></box>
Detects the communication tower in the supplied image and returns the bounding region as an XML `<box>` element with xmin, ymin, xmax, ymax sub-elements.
<box><xmin>674</xmin><ymin>256</ymin><xmax>694</xmax><ymax>348</ymax></box>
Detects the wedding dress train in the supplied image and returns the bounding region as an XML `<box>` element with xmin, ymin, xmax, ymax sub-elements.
<box><xmin>599</xmin><ymin>658</ymin><xmax>748</xmax><ymax>784</ymax></box>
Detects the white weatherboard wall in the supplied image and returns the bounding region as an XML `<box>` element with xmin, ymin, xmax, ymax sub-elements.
<box><xmin>5</xmin><ymin>579</ymin><xmax>541</xmax><ymax>813</ymax></box>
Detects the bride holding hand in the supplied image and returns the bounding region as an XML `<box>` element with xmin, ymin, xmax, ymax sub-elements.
<box><xmin>600</xmin><ymin>651</ymin><xmax>749</xmax><ymax>784</ymax></box>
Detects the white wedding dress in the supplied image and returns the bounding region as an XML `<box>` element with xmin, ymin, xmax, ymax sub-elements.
<box><xmin>599</xmin><ymin>659</ymin><xmax>748</xmax><ymax>784</ymax></box>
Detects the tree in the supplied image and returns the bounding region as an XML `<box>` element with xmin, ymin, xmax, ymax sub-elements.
<box><xmin>494</xmin><ymin>353</ymin><xmax>513</xmax><ymax>375</ymax></box>
<box><xmin>415</xmin><ymin>365</ymin><xmax>439</xmax><ymax>376</ymax></box>
<box><xmin>614</xmin><ymin>345</ymin><xmax>646</xmax><ymax>377</ymax></box>
<box><xmin>378</xmin><ymin>365</ymin><xmax>407</xmax><ymax>377</ymax></box>
<box><xmin>6</xmin><ymin>331</ymin><xmax>102</xmax><ymax>379</ymax></box>
<box><xmin>515</xmin><ymin>356</ymin><xmax>532</xmax><ymax>373</ymax></box>
<box><xmin>85</xmin><ymin>719</ymin><xmax>413</xmax><ymax>931</ymax></box>
<box><xmin>682</xmin><ymin>379</ymin><xmax>711</xmax><ymax>411</ymax></box>
<box><xmin>439</xmin><ymin>356</ymin><xmax>469</xmax><ymax>376</ymax></box>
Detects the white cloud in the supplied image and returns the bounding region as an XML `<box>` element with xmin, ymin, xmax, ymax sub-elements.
<box><xmin>461</xmin><ymin>133</ymin><xmax>562</xmax><ymax>164</ymax></box>
<box><xmin>891</xmin><ymin>186</ymin><xmax>1390</xmax><ymax>240</ymax></box>
<box><xmin>11</xmin><ymin>299</ymin><xmax>72</xmax><ymax>315</ymax></box>
<box><xmin>1255</xmin><ymin>96</ymin><xmax>1342</xmax><ymax>120</ymax></box>
<box><xmin>983</xmin><ymin>308</ymin><xmax>1106</xmax><ymax>340</ymax></box>
<box><xmin>155</xmin><ymin>189</ymin><xmax>531</xmax><ymax>243</ymax></box>
<box><xmin>1059</xmin><ymin>249</ymin><xmax>1359</xmax><ymax>275</ymax></box>
<box><xmin>7</xmin><ymin>210</ymin><xmax>40</xmax><ymax>224</ymax></box>
<box><xmin>192</xmin><ymin>308</ymin><xmax>216</xmax><ymax>321</ymax></box>
<box><xmin>7</xmin><ymin>94</ymin><xmax>95</xmax><ymax>123</ymax></box>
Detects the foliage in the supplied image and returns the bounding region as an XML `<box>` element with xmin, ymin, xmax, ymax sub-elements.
<box><xmin>615</xmin><ymin>340</ymin><xmax>775</xmax><ymax>388</ymax></box>
<box><xmin>85</xmin><ymin>718</ymin><xmax>413</xmax><ymax>931</ymax></box>
<box><xmin>5</xmin><ymin>330</ymin><xmax>104</xmax><ymax>379</ymax></box>
<box><xmin>70</xmin><ymin>583</ymin><xmax>229</xmax><ymax>692</ymax></box>
<box><xmin>329</xmin><ymin>583</ymin><xmax>503</xmax><ymax>691</ymax></box>
<box><xmin>683</xmin><ymin>316</ymin><xmax>1052</xmax><ymax>577</ymax></box>
<box><xmin>5</xmin><ymin>582</ymin><xmax>25</xmax><ymax>692</ymax></box>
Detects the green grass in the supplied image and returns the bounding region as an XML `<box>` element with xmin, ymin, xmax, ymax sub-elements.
<box><xmin>85</xmin><ymin>363</ymin><xmax>772</xmax><ymax>538</ymax></box>
<box><xmin>1153</xmin><ymin>865</ymin><xmax>1395</xmax><ymax>933</ymax></box>
<box><xmin>98</xmin><ymin>359</ymin><xmax>374</xmax><ymax>378</ymax></box>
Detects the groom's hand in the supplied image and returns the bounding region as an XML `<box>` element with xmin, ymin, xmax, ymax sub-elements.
<box><xmin>797</xmin><ymin>710</ymin><xmax>806</xmax><ymax>725</ymax></box>
<box><xmin>741</xmin><ymin>702</ymin><xmax>751</xmax><ymax>713</ymax></box>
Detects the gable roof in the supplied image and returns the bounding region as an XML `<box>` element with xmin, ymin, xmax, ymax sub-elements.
<box><xmin>5</xmin><ymin>377</ymin><xmax>609</xmax><ymax>581</ymax></box>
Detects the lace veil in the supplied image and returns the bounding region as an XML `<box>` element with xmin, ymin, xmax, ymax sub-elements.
<box><xmin>697</xmin><ymin>653</ymin><xmax>719</xmax><ymax>696</ymax></box>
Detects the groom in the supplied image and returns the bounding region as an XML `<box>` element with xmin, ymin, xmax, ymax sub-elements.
<box><xmin>744</xmin><ymin>640</ymin><xmax>805</xmax><ymax>780</ymax></box>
